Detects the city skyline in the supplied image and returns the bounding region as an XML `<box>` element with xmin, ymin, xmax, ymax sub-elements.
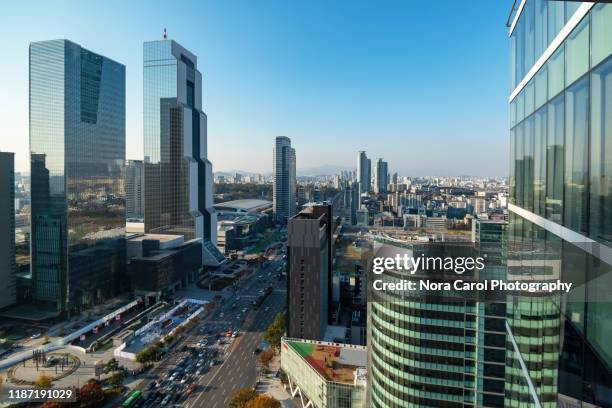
<box><xmin>1</xmin><ymin>0</ymin><xmax>511</xmax><ymax>176</ymax></box>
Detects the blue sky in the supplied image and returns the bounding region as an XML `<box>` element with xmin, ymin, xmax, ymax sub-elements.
<box><xmin>0</xmin><ymin>0</ymin><xmax>513</xmax><ymax>176</ymax></box>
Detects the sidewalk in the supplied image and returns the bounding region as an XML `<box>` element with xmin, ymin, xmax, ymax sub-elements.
<box><xmin>256</xmin><ymin>352</ymin><xmax>297</xmax><ymax>408</ymax></box>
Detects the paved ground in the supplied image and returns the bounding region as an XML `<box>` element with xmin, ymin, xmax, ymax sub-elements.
<box><xmin>134</xmin><ymin>256</ymin><xmax>287</xmax><ymax>408</ymax></box>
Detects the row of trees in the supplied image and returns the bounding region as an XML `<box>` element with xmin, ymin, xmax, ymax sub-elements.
<box><xmin>228</xmin><ymin>388</ymin><xmax>280</xmax><ymax>408</ymax></box>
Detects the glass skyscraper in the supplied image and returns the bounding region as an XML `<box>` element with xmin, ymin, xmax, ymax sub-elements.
<box><xmin>273</xmin><ymin>136</ymin><xmax>296</xmax><ymax>223</ymax></box>
<box><xmin>30</xmin><ymin>39</ymin><xmax>126</xmax><ymax>314</ymax></box>
<box><xmin>143</xmin><ymin>40</ymin><xmax>224</xmax><ymax>266</ymax></box>
<box><xmin>509</xmin><ymin>2</ymin><xmax>612</xmax><ymax>406</ymax></box>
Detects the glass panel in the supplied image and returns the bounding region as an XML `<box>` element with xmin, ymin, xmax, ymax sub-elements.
<box><xmin>591</xmin><ymin>4</ymin><xmax>612</xmax><ymax>68</ymax></box>
<box><xmin>524</xmin><ymin>116</ymin><xmax>534</xmax><ymax>211</ymax></box>
<box><xmin>517</xmin><ymin>90</ymin><xmax>525</xmax><ymax>124</ymax></box>
<box><xmin>535</xmin><ymin>65</ymin><xmax>548</xmax><ymax>109</ymax></box>
<box><xmin>525</xmin><ymin>80</ymin><xmax>535</xmax><ymax>118</ymax></box>
<box><xmin>546</xmin><ymin>94</ymin><xmax>564</xmax><ymax>223</ymax></box>
<box><xmin>516</xmin><ymin>122</ymin><xmax>525</xmax><ymax>207</ymax></box>
<box><xmin>511</xmin><ymin>99</ymin><xmax>517</xmax><ymax>128</ymax></box>
<box><xmin>565</xmin><ymin>2</ymin><xmax>581</xmax><ymax>23</ymax></box>
<box><xmin>534</xmin><ymin>106</ymin><xmax>547</xmax><ymax>216</ymax></box>
<box><xmin>516</xmin><ymin>12</ymin><xmax>526</xmax><ymax>84</ymax></box>
<box><xmin>590</xmin><ymin>57</ymin><xmax>612</xmax><ymax>244</ymax></box>
<box><xmin>510</xmin><ymin>128</ymin><xmax>516</xmax><ymax>204</ymax></box>
<box><xmin>548</xmin><ymin>0</ymin><xmax>565</xmax><ymax>44</ymax></box>
<box><xmin>564</xmin><ymin>76</ymin><xmax>589</xmax><ymax>235</ymax></box>
<box><xmin>524</xmin><ymin>0</ymin><xmax>535</xmax><ymax>75</ymax></box>
<box><xmin>534</xmin><ymin>0</ymin><xmax>548</xmax><ymax>58</ymax></box>
<box><xmin>566</xmin><ymin>17</ymin><xmax>590</xmax><ymax>87</ymax></box>
<box><xmin>548</xmin><ymin>46</ymin><xmax>565</xmax><ymax>99</ymax></box>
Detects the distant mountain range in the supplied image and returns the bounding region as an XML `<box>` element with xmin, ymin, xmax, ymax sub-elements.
<box><xmin>215</xmin><ymin>164</ymin><xmax>353</xmax><ymax>178</ymax></box>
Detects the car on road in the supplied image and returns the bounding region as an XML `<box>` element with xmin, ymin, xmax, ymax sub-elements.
<box><xmin>264</xmin><ymin>306</ymin><xmax>270</xmax><ymax>312</ymax></box>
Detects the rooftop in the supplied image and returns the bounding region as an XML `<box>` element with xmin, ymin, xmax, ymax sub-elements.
<box><xmin>214</xmin><ymin>199</ymin><xmax>272</xmax><ymax>213</ymax></box>
<box><xmin>283</xmin><ymin>338</ymin><xmax>367</xmax><ymax>385</ymax></box>
<box><xmin>127</xmin><ymin>233</ymin><xmax>184</xmax><ymax>243</ymax></box>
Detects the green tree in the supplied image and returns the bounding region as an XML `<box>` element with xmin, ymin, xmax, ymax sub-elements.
<box><xmin>103</xmin><ymin>357</ymin><xmax>120</xmax><ymax>374</ymax></box>
<box><xmin>263</xmin><ymin>313</ymin><xmax>285</xmax><ymax>349</ymax></box>
<box><xmin>107</xmin><ymin>370</ymin><xmax>126</xmax><ymax>387</ymax></box>
<box><xmin>228</xmin><ymin>387</ymin><xmax>257</xmax><ymax>408</ymax></box>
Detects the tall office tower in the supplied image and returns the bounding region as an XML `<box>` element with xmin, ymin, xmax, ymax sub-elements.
<box><xmin>508</xmin><ymin>3</ymin><xmax>612</xmax><ymax>406</ymax></box>
<box><xmin>143</xmin><ymin>39</ymin><xmax>223</xmax><ymax>267</ymax></box>
<box><xmin>287</xmin><ymin>204</ymin><xmax>332</xmax><ymax>340</ymax></box>
<box><xmin>0</xmin><ymin>152</ymin><xmax>16</xmax><ymax>309</ymax></box>
<box><xmin>356</xmin><ymin>151</ymin><xmax>371</xmax><ymax>198</ymax></box>
<box><xmin>125</xmin><ymin>159</ymin><xmax>145</xmax><ymax>219</ymax></box>
<box><xmin>30</xmin><ymin>40</ymin><xmax>126</xmax><ymax>314</ymax></box>
<box><xmin>273</xmin><ymin>136</ymin><xmax>296</xmax><ymax>223</ymax></box>
<box><xmin>368</xmin><ymin>241</ymin><xmax>507</xmax><ymax>408</ymax></box>
<box><xmin>373</xmin><ymin>158</ymin><xmax>388</xmax><ymax>194</ymax></box>
<box><xmin>391</xmin><ymin>172</ymin><xmax>398</xmax><ymax>186</ymax></box>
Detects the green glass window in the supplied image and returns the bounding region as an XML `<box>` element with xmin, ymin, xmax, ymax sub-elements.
<box><xmin>517</xmin><ymin>90</ymin><xmax>525</xmax><ymax>124</ymax></box>
<box><xmin>546</xmin><ymin>95</ymin><xmax>564</xmax><ymax>223</ymax></box>
<box><xmin>548</xmin><ymin>0</ymin><xmax>565</xmax><ymax>44</ymax></box>
<box><xmin>548</xmin><ymin>46</ymin><xmax>565</xmax><ymax>99</ymax></box>
<box><xmin>525</xmin><ymin>81</ymin><xmax>535</xmax><ymax>118</ymax></box>
<box><xmin>515</xmin><ymin>122</ymin><xmax>525</xmax><ymax>207</ymax></box>
<box><xmin>524</xmin><ymin>116</ymin><xmax>535</xmax><ymax>211</ymax></box>
<box><xmin>590</xmin><ymin>57</ymin><xmax>612</xmax><ymax>244</ymax></box>
<box><xmin>564</xmin><ymin>76</ymin><xmax>589</xmax><ymax>235</ymax></box>
<box><xmin>535</xmin><ymin>65</ymin><xmax>548</xmax><ymax>110</ymax></box>
<box><xmin>534</xmin><ymin>106</ymin><xmax>547</xmax><ymax>216</ymax></box>
<box><xmin>534</xmin><ymin>0</ymin><xmax>548</xmax><ymax>58</ymax></box>
<box><xmin>565</xmin><ymin>17</ymin><xmax>589</xmax><ymax>87</ymax></box>
<box><xmin>591</xmin><ymin>4</ymin><xmax>612</xmax><ymax>68</ymax></box>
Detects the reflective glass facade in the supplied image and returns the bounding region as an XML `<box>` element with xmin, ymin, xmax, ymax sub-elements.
<box><xmin>368</xmin><ymin>240</ymin><xmax>507</xmax><ymax>408</ymax></box>
<box><xmin>143</xmin><ymin>40</ymin><xmax>222</xmax><ymax>266</ymax></box>
<box><xmin>509</xmin><ymin>2</ymin><xmax>612</xmax><ymax>406</ymax></box>
<box><xmin>273</xmin><ymin>136</ymin><xmax>296</xmax><ymax>223</ymax></box>
<box><xmin>30</xmin><ymin>39</ymin><xmax>126</xmax><ymax>314</ymax></box>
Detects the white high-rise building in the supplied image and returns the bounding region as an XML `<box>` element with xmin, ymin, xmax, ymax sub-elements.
<box><xmin>273</xmin><ymin>136</ymin><xmax>296</xmax><ymax>223</ymax></box>
<box><xmin>374</xmin><ymin>158</ymin><xmax>388</xmax><ymax>194</ymax></box>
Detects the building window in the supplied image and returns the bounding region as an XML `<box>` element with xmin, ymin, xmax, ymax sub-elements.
<box><xmin>566</xmin><ymin>17</ymin><xmax>590</xmax><ymax>87</ymax></box>
<box><xmin>589</xmin><ymin>57</ymin><xmax>612</xmax><ymax>244</ymax></box>
<box><xmin>546</xmin><ymin>94</ymin><xmax>564</xmax><ymax>223</ymax></box>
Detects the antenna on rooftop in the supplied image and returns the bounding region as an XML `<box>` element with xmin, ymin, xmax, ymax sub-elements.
<box><xmin>163</xmin><ymin>28</ymin><xmax>167</xmax><ymax>39</ymax></box>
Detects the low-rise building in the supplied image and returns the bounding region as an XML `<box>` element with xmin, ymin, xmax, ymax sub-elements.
<box><xmin>281</xmin><ymin>337</ymin><xmax>366</xmax><ymax>408</ymax></box>
<box><xmin>126</xmin><ymin>234</ymin><xmax>202</xmax><ymax>304</ymax></box>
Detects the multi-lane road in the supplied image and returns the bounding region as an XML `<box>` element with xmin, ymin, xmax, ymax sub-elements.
<box><xmin>138</xmin><ymin>257</ymin><xmax>287</xmax><ymax>408</ymax></box>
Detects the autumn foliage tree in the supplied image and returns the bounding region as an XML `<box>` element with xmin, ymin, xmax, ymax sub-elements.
<box><xmin>246</xmin><ymin>395</ymin><xmax>281</xmax><ymax>408</ymax></box>
<box><xmin>258</xmin><ymin>348</ymin><xmax>275</xmax><ymax>368</ymax></box>
<box><xmin>78</xmin><ymin>379</ymin><xmax>104</xmax><ymax>406</ymax></box>
<box><xmin>228</xmin><ymin>387</ymin><xmax>258</xmax><ymax>408</ymax></box>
